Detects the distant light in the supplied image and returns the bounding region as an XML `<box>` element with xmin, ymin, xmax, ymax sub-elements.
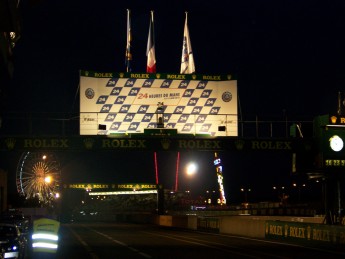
<box><xmin>89</xmin><ymin>190</ymin><xmax>157</xmax><ymax>195</ymax></box>
<box><xmin>186</xmin><ymin>162</ymin><xmax>197</xmax><ymax>176</ymax></box>
<box><xmin>45</xmin><ymin>176</ymin><xmax>52</xmax><ymax>183</ymax></box>
<box><xmin>326</xmin><ymin>124</ymin><xmax>345</xmax><ymax>128</ymax></box>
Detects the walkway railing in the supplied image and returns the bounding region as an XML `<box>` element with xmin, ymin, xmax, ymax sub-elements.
<box><xmin>0</xmin><ymin>112</ymin><xmax>314</xmax><ymax>138</ymax></box>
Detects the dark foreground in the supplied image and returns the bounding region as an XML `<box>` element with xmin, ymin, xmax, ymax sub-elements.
<box><xmin>26</xmin><ymin>222</ymin><xmax>345</xmax><ymax>259</ymax></box>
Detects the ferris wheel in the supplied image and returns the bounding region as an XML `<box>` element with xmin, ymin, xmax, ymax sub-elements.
<box><xmin>16</xmin><ymin>151</ymin><xmax>61</xmax><ymax>204</ymax></box>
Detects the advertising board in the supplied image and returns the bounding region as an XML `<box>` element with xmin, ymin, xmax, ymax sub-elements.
<box><xmin>80</xmin><ymin>71</ymin><xmax>238</xmax><ymax>136</ymax></box>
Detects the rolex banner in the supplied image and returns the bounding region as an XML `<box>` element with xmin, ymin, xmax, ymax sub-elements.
<box><xmin>80</xmin><ymin>71</ymin><xmax>238</xmax><ymax>136</ymax></box>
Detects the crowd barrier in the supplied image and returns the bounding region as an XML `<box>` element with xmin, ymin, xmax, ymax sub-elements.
<box><xmin>153</xmin><ymin>214</ymin><xmax>345</xmax><ymax>249</ymax></box>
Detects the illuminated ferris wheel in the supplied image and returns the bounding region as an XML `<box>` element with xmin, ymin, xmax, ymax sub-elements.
<box><xmin>16</xmin><ymin>151</ymin><xmax>61</xmax><ymax>204</ymax></box>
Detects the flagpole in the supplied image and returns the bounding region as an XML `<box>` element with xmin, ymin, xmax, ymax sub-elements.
<box><xmin>125</xmin><ymin>9</ymin><xmax>132</xmax><ymax>72</ymax></box>
<box><xmin>180</xmin><ymin>11</ymin><xmax>195</xmax><ymax>74</ymax></box>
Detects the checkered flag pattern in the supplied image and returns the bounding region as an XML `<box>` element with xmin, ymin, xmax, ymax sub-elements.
<box><xmin>80</xmin><ymin>74</ymin><xmax>238</xmax><ymax>136</ymax></box>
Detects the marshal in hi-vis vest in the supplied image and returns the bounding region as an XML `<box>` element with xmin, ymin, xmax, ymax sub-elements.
<box><xmin>32</xmin><ymin>218</ymin><xmax>60</xmax><ymax>253</ymax></box>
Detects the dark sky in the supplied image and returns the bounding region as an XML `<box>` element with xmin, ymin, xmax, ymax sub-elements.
<box><xmin>7</xmin><ymin>0</ymin><xmax>345</xmax><ymax>117</ymax></box>
<box><xmin>2</xmin><ymin>0</ymin><xmax>345</xmax><ymax>203</ymax></box>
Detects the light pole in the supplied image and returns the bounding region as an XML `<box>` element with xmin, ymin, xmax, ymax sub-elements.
<box><xmin>273</xmin><ymin>185</ymin><xmax>288</xmax><ymax>205</ymax></box>
<box><xmin>186</xmin><ymin>162</ymin><xmax>197</xmax><ymax>176</ymax></box>
<box><xmin>185</xmin><ymin>162</ymin><xmax>197</xmax><ymax>196</ymax></box>
<box><xmin>240</xmin><ymin>187</ymin><xmax>251</xmax><ymax>203</ymax></box>
<box><xmin>292</xmin><ymin>182</ymin><xmax>306</xmax><ymax>203</ymax></box>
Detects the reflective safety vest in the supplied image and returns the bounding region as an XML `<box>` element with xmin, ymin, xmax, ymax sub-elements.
<box><xmin>32</xmin><ymin>218</ymin><xmax>60</xmax><ymax>253</ymax></box>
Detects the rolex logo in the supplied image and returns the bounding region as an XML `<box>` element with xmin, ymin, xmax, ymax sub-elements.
<box><xmin>85</xmin><ymin>71</ymin><xmax>89</xmax><ymax>76</ymax></box>
<box><xmin>235</xmin><ymin>140</ymin><xmax>245</xmax><ymax>150</ymax></box>
<box><xmin>160</xmin><ymin>139</ymin><xmax>171</xmax><ymax>150</ymax></box>
<box><xmin>5</xmin><ymin>138</ymin><xmax>16</xmax><ymax>150</ymax></box>
<box><xmin>227</xmin><ymin>74</ymin><xmax>232</xmax><ymax>80</ymax></box>
<box><xmin>192</xmin><ymin>74</ymin><xmax>197</xmax><ymax>80</ymax></box>
<box><xmin>83</xmin><ymin>138</ymin><xmax>95</xmax><ymax>149</ymax></box>
<box><xmin>156</xmin><ymin>73</ymin><xmax>161</xmax><ymax>79</ymax></box>
<box><xmin>119</xmin><ymin>72</ymin><xmax>124</xmax><ymax>78</ymax></box>
<box><xmin>330</xmin><ymin>116</ymin><xmax>337</xmax><ymax>124</ymax></box>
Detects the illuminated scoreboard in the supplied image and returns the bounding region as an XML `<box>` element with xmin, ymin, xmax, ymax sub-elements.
<box><xmin>79</xmin><ymin>71</ymin><xmax>238</xmax><ymax>137</ymax></box>
<box><xmin>323</xmin><ymin>128</ymin><xmax>345</xmax><ymax>168</ymax></box>
<box><xmin>315</xmin><ymin>114</ymin><xmax>345</xmax><ymax>169</ymax></box>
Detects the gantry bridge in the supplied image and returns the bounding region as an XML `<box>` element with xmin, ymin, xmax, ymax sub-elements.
<box><xmin>2</xmin><ymin>112</ymin><xmax>345</xmax><ymax>225</ymax></box>
<box><xmin>0</xmin><ymin>112</ymin><xmax>314</xmax><ymax>153</ymax></box>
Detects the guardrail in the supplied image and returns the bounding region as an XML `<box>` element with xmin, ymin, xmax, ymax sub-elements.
<box><xmin>0</xmin><ymin>112</ymin><xmax>314</xmax><ymax>138</ymax></box>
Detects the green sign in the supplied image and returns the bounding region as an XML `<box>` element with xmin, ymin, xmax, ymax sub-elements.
<box><xmin>0</xmin><ymin>135</ymin><xmax>311</xmax><ymax>153</ymax></box>
<box><xmin>80</xmin><ymin>70</ymin><xmax>235</xmax><ymax>81</ymax></box>
<box><xmin>313</xmin><ymin>114</ymin><xmax>345</xmax><ymax>168</ymax></box>
<box><xmin>265</xmin><ymin>220</ymin><xmax>345</xmax><ymax>248</ymax></box>
<box><xmin>64</xmin><ymin>183</ymin><xmax>158</xmax><ymax>191</ymax></box>
<box><xmin>322</xmin><ymin>127</ymin><xmax>345</xmax><ymax>162</ymax></box>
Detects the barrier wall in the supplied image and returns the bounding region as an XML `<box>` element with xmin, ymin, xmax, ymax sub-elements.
<box><xmin>154</xmin><ymin>215</ymin><xmax>327</xmax><ymax>238</ymax></box>
<box><xmin>265</xmin><ymin>220</ymin><xmax>345</xmax><ymax>249</ymax></box>
<box><xmin>218</xmin><ymin>216</ymin><xmax>323</xmax><ymax>238</ymax></box>
<box><xmin>153</xmin><ymin>215</ymin><xmax>345</xmax><ymax>249</ymax></box>
<box><xmin>154</xmin><ymin>215</ymin><xmax>197</xmax><ymax>230</ymax></box>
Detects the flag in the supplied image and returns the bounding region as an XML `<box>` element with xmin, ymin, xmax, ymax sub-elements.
<box><xmin>146</xmin><ymin>11</ymin><xmax>156</xmax><ymax>73</ymax></box>
<box><xmin>125</xmin><ymin>9</ymin><xmax>132</xmax><ymax>72</ymax></box>
<box><xmin>180</xmin><ymin>12</ymin><xmax>195</xmax><ymax>74</ymax></box>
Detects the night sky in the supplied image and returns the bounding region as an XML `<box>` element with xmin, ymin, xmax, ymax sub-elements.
<box><xmin>2</xmin><ymin>0</ymin><xmax>345</xmax><ymax>204</ymax></box>
<box><xmin>7</xmin><ymin>0</ymin><xmax>345</xmax><ymax>117</ymax></box>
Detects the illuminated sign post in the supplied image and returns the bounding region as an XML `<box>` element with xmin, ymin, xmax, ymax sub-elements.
<box><xmin>213</xmin><ymin>152</ymin><xmax>226</xmax><ymax>205</ymax></box>
<box><xmin>313</xmin><ymin>112</ymin><xmax>345</xmax><ymax>225</ymax></box>
<box><xmin>315</xmin><ymin>115</ymin><xmax>345</xmax><ymax>169</ymax></box>
<box><xmin>64</xmin><ymin>183</ymin><xmax>158</xmax><ymax>192</ymax></box>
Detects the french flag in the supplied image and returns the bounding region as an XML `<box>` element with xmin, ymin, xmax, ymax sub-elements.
<box><xmin>146</xmin><ymin>11</ymin><xmax>156</xmax><ymax>73</ymax></box>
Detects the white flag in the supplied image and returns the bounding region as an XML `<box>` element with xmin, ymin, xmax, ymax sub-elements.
<box><xmin>180</xmin><ymin>12</ymin><xmax>195</xmax><ymax>74</ymax></box>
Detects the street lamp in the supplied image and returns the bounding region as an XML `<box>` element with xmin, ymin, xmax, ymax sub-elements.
<box><xmin>292</xmin><ymin>182</ymin><xmax>306</xmax><ymax>203</ymax></box>
<box><xmin>186</xmin><ymin>162</ymin><xmax>197</xmax><ymax>176</ymax></box>
<box><xmin>240</xmin><ymin>187</ymin><xmax>251</xmax><ymax>203</ymax></box>
<box><xmin>184</xmin><ymin>162</ymin><xmax>198</xmax><ymax>197</ymax></box>
<box><xmin>273</xmin><ymin>185</ymin><xmax>288</xmax><ymax>205</ymax></box>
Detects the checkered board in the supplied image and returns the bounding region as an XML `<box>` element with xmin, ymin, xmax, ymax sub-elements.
<box><xmin>80</xmin><ymin>72</ymin><xmax>238</xmax><ymax>136</ymax></box>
